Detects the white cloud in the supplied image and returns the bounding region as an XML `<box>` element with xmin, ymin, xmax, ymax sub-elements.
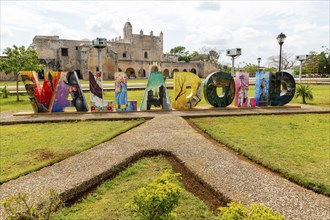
<box><xmin>1</xmin><ymin>27</ymin><xmax>13</xmax><ymax>39</ymax></box>
<box><xmin>0</xmin><ymin>0</ymin><xmax>328</xmax><ymax>64</ymax></box>
<box><xmin>196</xmin><ymin>1</ymin><xmax>221</xmax><ymax>11</ymax></box>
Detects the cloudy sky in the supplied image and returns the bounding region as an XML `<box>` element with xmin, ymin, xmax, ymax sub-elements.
<box><xmin>1</xmin><ymin>0</ymin><xmax>329</xmax><ymax>66</ymax></box>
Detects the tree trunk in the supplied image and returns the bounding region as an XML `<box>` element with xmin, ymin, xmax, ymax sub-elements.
<box><xmin>302</xmin><ymin>96</ymin><xmax>306</xmax><ymax>104</ymax></box>
<box><xmin>15</xmin><ymin>72</ymin><xmax>20</xmax><ymax>102</ymax></box>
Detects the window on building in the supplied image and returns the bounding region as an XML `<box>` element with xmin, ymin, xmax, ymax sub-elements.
<box><xmin>61</xmin><ymin>48</ymin><xmax>68</xmax><ymax>56</ymax></box>
<box><xmin>144</xmin><ymin>52</ymin><xmax>148</xmax><ymax>59</ymax></box>
<box><xmin>75</xmin><ymin>46</ymin><xmax>79</xmax><ymax>50</ymax></box>
<box><xmin>123</xmin><ymin>52</ymin><xmax>127</xmax><ymax>58</ymax></box>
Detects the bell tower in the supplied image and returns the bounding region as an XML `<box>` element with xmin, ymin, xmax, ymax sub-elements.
<box><xmin>123</xmin><ymin>21</ymin><xmax>133</xmax><ymax>40</ymax></box>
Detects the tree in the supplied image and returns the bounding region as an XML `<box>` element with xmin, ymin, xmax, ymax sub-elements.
<box><xmin>267</xmin><ymin>53</ymin><xmax>296</xmax><ymax>70</ymax></box>
<box><xmin>169</xmin><ymin>46</ymin><xmax>191</xmax><ymax>62</ymax></box>
<box><xmin>220</xmin><ymin>64</ymin><xmax>231</xmax><ymax>73</ymax></box>
<box><xmin>292</xmin><ymin>65</ymin><xmax>307</xmax><ymax>76</ymax></box>
<box><xmin>303</xmin><ymin>48</ymin><xmax>330</xmax><ymax>76</ymax></box>
<box><xmin>190</xmin><ymin>51</ymin><xmax>206</xmax><ymax>62</ymax></box>
<box><xmin>243</xmin><ymin>63</ymin><xmax>258</xmax><ymax>75</ymax></box>
<box><xmin>0</xmin><ymin>45</ymin><xmax>44</xmax><ymax>101</ymax></box>
<box><xmin>199</xmin><ymin>47</ymin><xmax>222</xmax><ymax>68</ymax></box>
<box><xmin>295</xmin><ymin>84</ymin><xmax>313</xmax><ymax>104</ymax></box>
<box><xmin>263</xmin><ymin>67</ymin><xmax>277</xmax><ymax>73</ymax></box>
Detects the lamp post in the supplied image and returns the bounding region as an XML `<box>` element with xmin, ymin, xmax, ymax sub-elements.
<box><xmin>257</xmin><ymin>57</ymin><xmax>261</xmax><ymax>69</ymax></box>
<box><xmin>276</xmin><ymin>32</ymin><xmax>286</xmax><ymax>72</ymax></box>
<box><xmin>296</xmin><ymin>55</ymin><xmax>309</xmax><ymax>84</ymax></box>
<box><xmin>92</xmin><ymin>38</ymin><xmax>107</xmax><ymax>72</ymax></box>
<box><xmin>226</xmin><ymin>48</ymin><xmax>242</xmax><ymax>77</ymax></box>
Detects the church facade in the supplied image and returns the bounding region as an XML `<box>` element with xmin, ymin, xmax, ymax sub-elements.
<box><xmin>2</xmin><ymin>22</ymin><xmax>218</xmax><ymax>80</ymax></box>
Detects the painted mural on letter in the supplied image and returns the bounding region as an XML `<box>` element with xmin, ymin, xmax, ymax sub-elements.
<box><xmin>21</xmin><ymin>71</ymin><xmax>89</xmax><ymax>113</ymax></box>
<box><xmin>269</xmin><ymin>71</ymin><xmax>296</xmax><ymax>106</ymax></box>
<box><xmin>20</xmin><ymin>71</ymin><xmax>61</xmax><ymax>113</ymax></box>
<box><xmin>255</xmin><ymin>72</ymin><xmax>270</xmax><ymax>106</ymax></box>
<box><xmin>51</xmin><ymin>71</ymin><xmax>89</xmax><ymax>112</ymax></box>
<box><xmin>114</xmin><ymin>72</ymin><xmax>137</xmax><ymax>111</ymax></box>
<box><xmin>89</xmin><ymin>71</ymin><xmax>113</xmax><ymax>111</ymax></box>
<box><xmin>172</xmin><ymin>72</ymin><xmax>203</xmax><ymax>110</ymax></box>
<box><xmin>203</xmin><ymin>71</ymin><xmax>235</xmax><ymax>107</ymax></box>
<box><xmin>234</xmin><ymin>71</ymin><xmax>249</xmax><ymax>107</ymax></box>
<box><xmin>140</xmin><ymin>72</ymin><xmax>171</xmax><ymax>110</ymax></box>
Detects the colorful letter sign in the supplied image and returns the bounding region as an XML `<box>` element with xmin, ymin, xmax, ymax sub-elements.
<box><xmin>20</xmin><ymin>71</ymin><xmax>61</xmax><ymax>113</ymax></box>
<box><xmin>269</xmin><ymin>71</ymin><xmax>296</xmax><ymax>106</ymax></box>
<box><xmin>140</xmin><ymin>72</ymin><xmax>171</xmax><ymax>110</ymax></box>
<box><xmin>114</xmin><ymin>72</ymin><xmax>137</xmax><ymax>111</ymax></box>
<box><xmin>172</xmin><ymin>72</ymin><xmax>203</xmax><ymax>110</ymax></box>
<box><xmin>51</xmin><ymin>71</ymin><xmax>89</xmax><ymax>112</ymax></box>
<box><xmin>255</xmin><ymin>72</ymin><xmax>270</xmax><ymax>106</ymax></box>
<box><xmin>21</xmin><ymin>71</ymin><xmax>88</xmax><ymax>113</ymax></box>
<box><xmin>89</xmin><ymin>71</ymin><xmax>113</xmax><ymax>111</ymax></box>
<box><xmin>204</xmin><ymin>71</ymin><xmax>235</xmax><ymax>107</ymax></box>
<box><xmin>234</xmin><ymin>71</ymin><xmax>249</xmax><ymax>107</ymax></box>
<box><xmin>20</xmin><ymin>69</ymin><xmax>297</xmax><ymax>113</ymax></box>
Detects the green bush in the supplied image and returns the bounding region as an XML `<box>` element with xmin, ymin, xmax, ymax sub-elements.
<box><xmin>1</xmin><ymin>84</ymin><xmax>9</xmax><ymax>98</ymax></box>
<box><xmin>218</xmin><ymin>202</ymin><xmax>285</xmax><ymax>220</ymax></box>
<box><xmin>2</xmin><ymin>189</ymin><xmax>62</xmax><ymax>220</ymax></box>
<box><xmin>129</xmin><ymin>171</ymin><xmax>182</xmax><ymax>220</ymax></box>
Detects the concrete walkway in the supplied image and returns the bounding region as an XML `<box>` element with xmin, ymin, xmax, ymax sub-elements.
<box><xmin>1</xmin><ymin>106</ymin><xmax>329</xmax><ymax>219</ymax></box>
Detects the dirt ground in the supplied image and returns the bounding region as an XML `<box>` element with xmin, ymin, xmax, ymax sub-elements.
<box><xmin>165</xmin><ymin>155</ymin><xmax>230</xmax><ymax>212</ymax></box>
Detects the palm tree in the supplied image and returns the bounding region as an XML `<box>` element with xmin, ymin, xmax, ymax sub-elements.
<box><xmin>295</xmin><ymin>84</ymin><xmax>314</xmax><ymax>104</ymax></box>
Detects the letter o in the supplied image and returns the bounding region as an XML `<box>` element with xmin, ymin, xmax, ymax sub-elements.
<box><xmin>203</xmin><ymin>71</ymin><xmax>235</xmax><ymax>107</ymax></box>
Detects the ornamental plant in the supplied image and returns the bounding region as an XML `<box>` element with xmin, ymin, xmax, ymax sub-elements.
<box><xmin>2</xmin><ymin>189</ymin><xmax>62</xmax><ymax>220</ymax></box>
<box><xmin>295</xmin><ymin>84</ymin><xmax>314</xmax><ymax>104</ymax></box>
<box><xmin>129</xmin><ymin>171</ymin><xmax>182</xmax><ymax>220</ymax></box>
<box><xmin>1</xmin><ymin>84</ymin><xmax>9</xmax><ymax>98</ymax></box>
<box><xmin>218</xmin><ymin>202</ymin><xmax>285</xmax><ymax>220</ymax></box>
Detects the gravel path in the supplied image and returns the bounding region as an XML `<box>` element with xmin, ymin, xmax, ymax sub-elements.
<box><xmin>1</xmin><ymin>109</ymin><xmax>330</xmax><ymax>219</ymax></box>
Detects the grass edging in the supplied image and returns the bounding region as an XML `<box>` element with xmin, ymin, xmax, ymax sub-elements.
<box><xmin>62</xmin><ymin>149</ymin><xmax>230</xmax><ymax>213</ymax></box>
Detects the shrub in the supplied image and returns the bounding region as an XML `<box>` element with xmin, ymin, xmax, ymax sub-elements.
<box><xmin>1</xmin><ymin>84</ymin><xmax>9</xmax><ymax>98</ymax></box>
<box><xmin>295</xmin><ymin>84</ymin><xmax>313</xmax><ymax>104</ymax></box>
<box><xmin>218</xmin><ymin>202</ymin><xmax>285</xmax><ymax>220</ymax></box>
<box><xmin>129</xmin><ymin>171</ymin><xmax>182</xmax><ymax>220</ymax></box>
<box><xmin>2</xmin><ymin>189</ymin><xmax>62</xmax><ymax>220</ymax></box>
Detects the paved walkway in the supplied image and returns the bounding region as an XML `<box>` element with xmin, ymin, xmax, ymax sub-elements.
<box><xmin>1</xmin><ymin>106</ymin><xmax>330</xmax><ymax>219</ymax></box>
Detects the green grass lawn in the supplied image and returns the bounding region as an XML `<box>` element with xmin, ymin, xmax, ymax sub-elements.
<box><xmin>0</xmin><ymin>120</ymin><xmax>144</xmax><ymax>183</ymax></box>
<box><xmin>53</xmin><ymin>156</ymin><xmax>216</xmax><ymax>220</ymax></box>
<box><xmin>291</xmin><ymin>84</ymin><xmax>330</xmax><ymax>107</ymax></box>
<box><xmin>191</xmin><ymin>114</ymin><xmax>330</xmax><ymax>196</ymax></box>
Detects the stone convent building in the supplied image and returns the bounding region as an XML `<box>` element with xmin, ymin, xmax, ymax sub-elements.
<box><xmin>9</xmin><ymin>22</ymin><xmax>218</xmax><ymax>80</ymax></box>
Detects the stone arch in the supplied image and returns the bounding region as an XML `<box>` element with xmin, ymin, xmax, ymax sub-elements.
<box><xmin>190</xmin><ymin>68</ymin><xmax>197</xmax><ymax>75</ymax></box>
<box><xmin>118</xmin><ymin>68</ymin><xmax>123</xmax><ymax>72</ymax></box>
<box><xmin>171</xmin><ymin>68</ymin><xmax>179</xmax><ymax>77</ymax></box>
<box><xmin>163</xmin><ymin>69</ymin><xmax>170</xmax><ymax>78</ymax></box>
<box><xmin>125</xmin><ymin>67</ymin><xmax>136</xmax><ymax>78</ymax></box>
<box><xmin>151</xmin><ymin>66</ymin><xmax>158</xmax><ymax>72</ymax></box>
<box><xmin>183</xmin><ymin>69</ymin><xmax>187</xmax><ymax>72</ymax></box>
<box><xmin>138</xmin><ymin>68</ymin><xmax>146</xmax><ymax>78</ymax></box>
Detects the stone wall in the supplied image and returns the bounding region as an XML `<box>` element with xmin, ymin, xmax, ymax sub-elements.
<box><xmin>1</xmin><ymin>22</ymin><xmax>218</xmax><ymax>81</ymax></box>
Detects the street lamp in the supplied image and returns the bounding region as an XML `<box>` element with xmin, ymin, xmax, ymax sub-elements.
<box><xmin>257</xmin><ymin>57</ymin><xmax>261</xmax><ymax>69</ymax></box>
<box><xmin>92</xmin><ymin>38</ymin><xmax>107</xmax><ymax>72</ymax></box>
<box><xmin>276</xmin><ymin>32</ymin><xmax>286</xmax><ymax>72</ymax></box>
<box><xmin>296</xmin><ymin>55</ymin><xmax>309</xmax><ymax>84</ymax></box>
<box><xmin>226</xmin><ymin>48</ymin><xmax>242</xmax><ymax>77</ymax></box>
